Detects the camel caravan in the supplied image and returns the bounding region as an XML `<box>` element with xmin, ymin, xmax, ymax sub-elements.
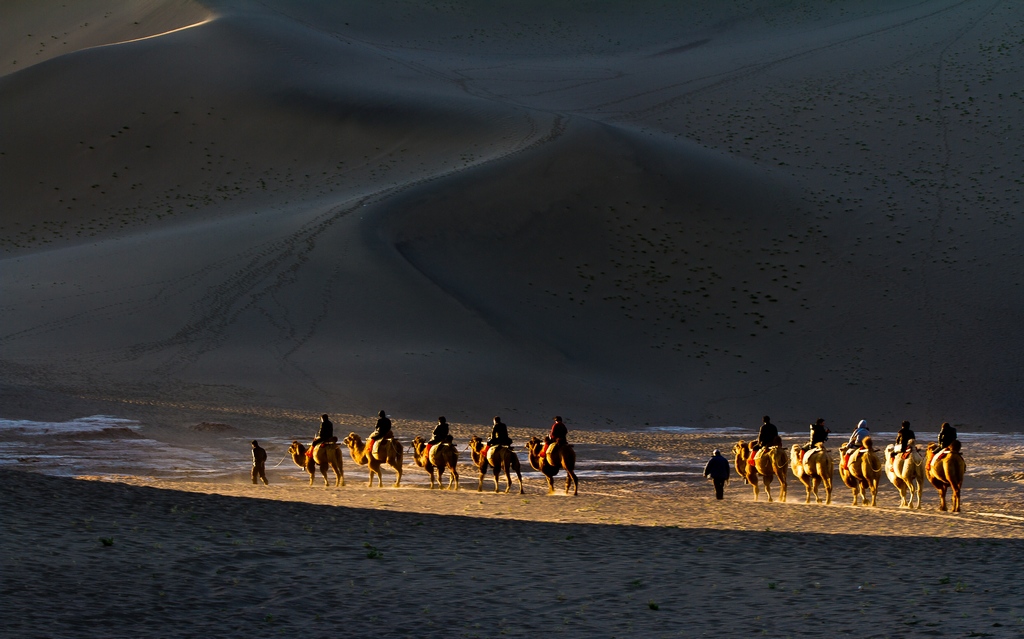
<box><xmin>282</xmin><ymin>413</ymin><xmax>576</xmax><ymax>496</ymax></box>
<box><xmin>729</xmin><ymin>417</ymin><xmax>966</xmax><ymax>512</ymax></box>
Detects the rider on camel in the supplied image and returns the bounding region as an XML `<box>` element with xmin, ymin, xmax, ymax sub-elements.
<box><xmin>482</xmin><ymin>416</ymin><xmax>512</xmax><ymax>460</ymax></box>
<box><xmin>425</xmin><ymin>416</ymin><xmax>451</xmax><ymax>456</ymax></box>
<box><xmin>938</xmin><ymin>422</ymin><xmax>958</xmax><ymax>449</ymax></box>
<box><xmin>542</xmin><ymin>416</ymin><xmax>569</xmax><ymax>458</ymax></box>
<box><xmin>842</xmin><ymin>419</ymin><xmax>870</xmax><ymax>469</ymax></box>
<box><xmin>368</xmin><ymin>410</ymin><xmax>393</xmax><ymax>450</ymax></box>
<box><xmin>804</xmin><ymin>418</ymin><xmax>830</xmax><ymax>451</ymax></box>
<box><xmin>308</xmin><ymin>414</ymin><xmax>334</xmax><ymax>458</ymax></box>
<box><xmin>892</xmin><ymin>420</ymin><xmax>916</xmax><ymax>458</ymax></box>
<box><xmin>754</xmin><ymin>415</ymin><xmax>779</xmax><ymax>450</ymax></box>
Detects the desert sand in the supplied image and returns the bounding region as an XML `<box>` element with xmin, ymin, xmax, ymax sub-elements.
<box><xmin>3</xmin><ymin>1</ymin><xmax>1024</xmax><ymax>635</ymax></box>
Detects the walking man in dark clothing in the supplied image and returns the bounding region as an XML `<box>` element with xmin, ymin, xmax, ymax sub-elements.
<box><xmin>251</xmin><ymin>440</ymin><xmax>269</xmax><ymax>485</ymax></box>
<box><xmin>756</xmin><ymin>415</ymin><xmax>780</xmax><ymax>449</ymax></box>
<box><xmin>704</xmin><ymin>449</ymin><xmax>731</xmax><ymax>499</ymax></box>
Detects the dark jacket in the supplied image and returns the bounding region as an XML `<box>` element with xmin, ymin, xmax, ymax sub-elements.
<box><xmin>252</xmin><ymin>445</ymin><xmax>267</xmax><ymax>465</ymax></box>
<box><xmin>938</xmin><ymin>425</ymin><xmax>957</xmax><ymax>449</ymax></box>
<box><xmin>757</xmin><ymin>421</ymin><xmax>779</xmax><ymax>448</ymax></box>
<box><xmin>488</xmin><ymin>421</ymin><xmax>512</xmax><ymax>447</ymax></box>
<box><xmin>895</xmin><ymin>426</ymin><xmax>915</xmax><ymax>448</ymax></box>
<box><xmin>704</xmin><ymin>454</ymin><xmax>731</xmax><ymax>480</ymax></box>
<box><xmin>427</xmin><ymin>421</ymin><xmax>450</xmax><ymax>445</ymax></box>
<box><xmin>370</xmin><ymin>416</ymin><xmax>392</xmax><ymax>440</ymax></box>
<box><xmin>549</xmin><ymin>421</ymin><xmax>568</xmax><ymax>442</ymax></box>
<box><xmin>809</xmin><ymin>423</ymin><xmax>829</xmax><ymax>445</ymax></box>
<box><xmin>312</xmin><ymin>419</ymin><xmax>333</xmax><ymax>445</ymax></box>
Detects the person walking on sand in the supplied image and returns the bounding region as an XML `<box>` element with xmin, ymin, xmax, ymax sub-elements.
<box><xmin>703</xmin><ymin>449</ymin><xmax>731</xmax><ymax>500</ymax></box>
<box><xmin>308</xmin><ymin>414</ymin><xmax>334</xmax><ymax>458</ymax></box>
<box><xmin>251</xmin><ymin>440</ymin><xmax>269</xmax><ymax>485</ymax></box>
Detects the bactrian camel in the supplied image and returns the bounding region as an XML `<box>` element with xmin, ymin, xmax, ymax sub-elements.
<box><xmin>884</xmin><ymin>441</ymin><xmax>925</xmax><ymax>509</ymax></box>
<box><xmin>789</xmin><ymin>443</ymin><xmax>833</xmax><ymax>504</ymax></box>
<box><xmin>525</xmin><ymin>436</ymin><xmax>579</xmax><ymax>496</ymax></box>
<box><xmin>343</xmin><ymin>432</ymin><xmax>403</xmax><ymax>488</ymax></box>
<box><xmin>733</xmin><ymin>440</ymin><xmax>787</xmax><ymax>502</ymax></box>
<box><xmin>411</xmin><ymin>435</ymin><xmax>459</xmax><ymax>490</ymax></box>
<box><xmin>468</xmin><ymin>435</ymin><xmax>523</xmax><ymax>494</ymax></box>
<box><xmin>839</xmin><ymin>437</ymin><xmax>882</xmax><ymax>506</ymax></box>
<box><xmin>926</xmin><ymin>441</ymin><xmax>965</xmax><ymax>513</ymax></box>
<box><xmin>289</xmin><ymin>441</ymin><xmax>344</xmax><ymax>487</ymax></box>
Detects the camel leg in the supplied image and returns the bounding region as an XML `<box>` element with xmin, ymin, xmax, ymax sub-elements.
<box><xmin>778</xmin><ymin>473</ymin><xmax>787</xmax><ymax>503</ymax></box>
<box><xmin>937</xmin><ymin>484</ymin><xmax>948</xmax><ymax>511</ymax></box>
<box><xmin>493</xmin><ymin>465</ymin><xmax>501</xmax><ymax>493</ymax></box>
<box><xmin>869</xmin><ymin>480</ymin><xmax>878</xmax><ymax>507</ymax></box>
<box><xmin>952</xmin><ymin>485</ymin><xmax>961</xmax><ymax>513</ymax></box>
<box><xmin>319</xmin><ymin>462</ymin><xmax>330</xmax><ymax>488</ymax></box>
<box><xmin>516</xmin><ymin>468</ymin><xmax>524</xmax><ymax>494</ymax></box>
<box><xmin>545</xmin><ymin>474</ymin><xmax>555</xmax><ymax>494</ymax></box>
<box><xmin>807</xmin><ymin>477</ymin><xmax>817</xmax><ymax>504</ymax></box>
<box><xmin>823</xmin><ymin>476</ymin><xmax>832</xmax><ymax>505</ymax></box>
<box><xmin>477</xmin><ymin>466</ymin><xmax>486</xmax><ymax>492</ymax></box>
<box><xmin>503</xmin><ymin>464</ymin><xmax>513</xmax><ymax>494</ymax></box>
<box><xmin>567</xmin><ymin>470</ymin><xmax>578</xmax><ymax>496</ymax></box>
<box><xmin>763</xmin><ymin>475</ymin><xmax>773</xmax><ymax>503</ymax></box>
<box><xmin>750</xmin><ymin>473</ymin><xmax>759</xmax><ymax>501</ymax></box>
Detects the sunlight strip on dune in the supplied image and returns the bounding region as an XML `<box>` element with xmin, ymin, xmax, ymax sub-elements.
<box><xmin>96</xmin><ymin>15</ymin><xmax>217</xmax><ymax>49</ymax></box>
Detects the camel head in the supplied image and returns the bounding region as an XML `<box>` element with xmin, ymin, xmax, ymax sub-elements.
<box><xmin>525</xmin><ymin>436</ymin><xmax>543</xmax><ymax>455</ymax></box>
<box><xmin>468</xmin><ymin>435</ymin><xmax>483</xmax><ymax>452</ymax></box>
<box><xmin>411</xmin><ymin>435</ymin><xmax>425</xmax><ymax>451</ymax></box>
<box><xmin>288</xmin><ymin>441</ymin><xmax>305</xmax><ymax>457</ymax></box>
<box><xmin>343</xmin><ymin>432</ymin><xmax>361</xmax><ymax>449</ymax></box>
<box><xmin>732</xmin><ymin>440</ymin><xmax>748</xmax><ymax>457</ymax></box>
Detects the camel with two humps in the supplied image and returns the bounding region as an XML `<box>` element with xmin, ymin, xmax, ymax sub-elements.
<box><xmin>525</xmin><ymin>436</ymin><xmax>579</xmax><ymax>496</ymax></box>
<box><xmin>289</xmin><ymin>441</ymin><xmax>344</xmax><ymax>487</ymax></box>
<box><xmin>839</xmin><ymin>437</ymin><xmax>882</xmax><ymax>506</ymax></box>
<box><xmin>411</xmin><ymin>435</ymin><xmax>459</xmax><ymax>490</ymax></box>
<box><xmin>733</xmin><ymin>440</ymin><xmax>787</xmax><ymax>502</ymax></box>
<box><xmin>926</xmin><ymin>441</ymin><xmax>965</xmax><ymax>512</ymax></box>
<box><xmin>789</xmin><ymin>443</ymin><xmax>832</xmax><ymax>504</ymax></box>
<box><xmin>468</xmin><ymin>436</ymin><xmax>523</xmax><ymax>494</ymax></box>
<box><xmin>343</xmin><ymin>432</ymin><xmax>403</xmax><ymax>488</ymax></box>
<box><xmin>884</xmin><ymin>441</ymin><xmax>925</xmax><ymax>509</ymax></box>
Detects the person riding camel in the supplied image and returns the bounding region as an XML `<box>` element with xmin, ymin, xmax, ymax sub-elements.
<box><xmin>748</xmin><ymin>415</ymin><xmax>779</xmax><ymax>466</ymax></box>
<box><xmin>425</xmin><ymin>416</ymin><xmax>451</xmax><ymax>456</ymax></box>
<box><xmin>542</xmin><ymin>416</ymin><xmax>569</xmax><ymax>458</ymax></box>
<box><xmin>841</xmin><ymin>419</ymin><xmax>870</xmax><ymax>470</ymax></box>
<box><xmin>891</xmin><ymin>420</ymin><xmax>916</xmax><ymax>459</ymax></box>
<box><xmin>368</xmin><ymin>410</ymin><xmax>393</xmax><ymax>451</ymax></box>
<box><xmin>482</xmin><ymin>416</ymin><xmax>512</xmax><ymax>460</ymax></box>
<box><xmin>937</xmin><ymin>421</ymin><xmax>957</xmax><ymax>450</ymax></box>
<box><xmin>804</xmin><ymin>418</ymin><xmax>830</xmax><ymax>451</ymax></box>
<box><xmin>308</xmin><ymin>414</ymin><xmax>334</xmax><ymax>458</ymax></box>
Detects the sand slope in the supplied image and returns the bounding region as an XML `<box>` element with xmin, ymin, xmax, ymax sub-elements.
<box><xmin>2</xmin><ymin>0</ymin><xmax>1024</xmax><ymax>429</ymax></box>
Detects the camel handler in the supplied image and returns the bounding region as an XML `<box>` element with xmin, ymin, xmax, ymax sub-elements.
<box><xmin>251</xmin><ymin>440</ymin><xmax>269</xmax><ymax>485</ymax></box>
<box><xmin>841</xmin><ymin>419</ymin><xmax>870</xmax><ymax>470</ymax></box>
<box><xmin>541</xmin><ymin>415</ymin><xmax>569</xmax><ymax>458</ymax></box>
<box><xmin>703</xmin><ymin>449</ymin><xmax>731</xmax><ymax>500</ymax></box>
<box><xmin>425</xmin><ymin>416</ymin><xmax>452</xmax><ymax>456</ymax></box>
<box><xmin>308</xmin><ymin>414</ymin><xmax>334</xmax><ymax>459</ymax></box>
<box><xmin>891</xmin><ymin>420</ymin><xmax>916</xmax><ymax>459</ymax></box>
<box><xmin>937</xmin><ymin>422</ymin><xmax>958</xmax><ymax>450</ymax></box>
<box><xmin>368</xmin><ymin>410</ymin><xmax>393</xmax><ymax>449</ymax></box>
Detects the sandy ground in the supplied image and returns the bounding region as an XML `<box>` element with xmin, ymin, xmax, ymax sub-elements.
<box><xmin>2</xmin><ymin>0</ymin><xmax>1024</xmax><ymax>429</ymax></box>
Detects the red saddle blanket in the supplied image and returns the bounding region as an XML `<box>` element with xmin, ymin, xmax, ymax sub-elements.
<box><xmin>747</xmin><ymin>449</ymin><xmax>758</xmax><ymax>466</ymax></box>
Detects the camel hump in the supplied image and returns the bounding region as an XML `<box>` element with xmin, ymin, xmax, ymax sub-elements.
<box><xmin>486</xmin><ymin>445</ymin><xmax>507</xmax><ymax>466</ymax></box>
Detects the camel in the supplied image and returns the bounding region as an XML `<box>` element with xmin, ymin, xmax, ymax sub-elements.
<box><xmin>411</xmin><ymin>435</ymin><xmax>459</xmax><ymax>490</ymax></box>
<box><xmin>789</xmin><ymin>443</ymin><xmax>833</xmax><ymax>504</ymax></box>
<box><xmin>525</xmin><ymin>436</ymin><xmax>579</xmax><ymax>496</ymax></box>
<box><xmin>732</xmin><ymin>440</ymin><xmax>786</xmax><ymax>502</ymax></box>
<box><xmin>840</xmin><ymin>437</ymin><xmax>882</xmax><ymax>506</ymax></box>
<box><xmin>288</xmin><ymin>440</ymin><xmax>344</xmax><ymax>487</ymax></box>
<box><xmin>926</xmin><ymin>441</ymin><xmax>965</xmax><ymax>512</ymax></box>
<box><xmin>342</xmin><ymin>432</ymin><xmax>403</xmax><ymax>488</ymax></box>
<box><xmin>467</xmin><ymin>435</ymin><xmax>523</xmax><ymax>494</ymax></box>
<box><xmin>884</xmin><ymin>442</ymin><xmax>926</xmax><ymax>509</ymax></box>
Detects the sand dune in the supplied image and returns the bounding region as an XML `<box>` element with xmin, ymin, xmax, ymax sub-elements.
<box><xmin>2</xmin><ymin>0</ymin><xmax>1024</xmax><ymax>431</ymax></box>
